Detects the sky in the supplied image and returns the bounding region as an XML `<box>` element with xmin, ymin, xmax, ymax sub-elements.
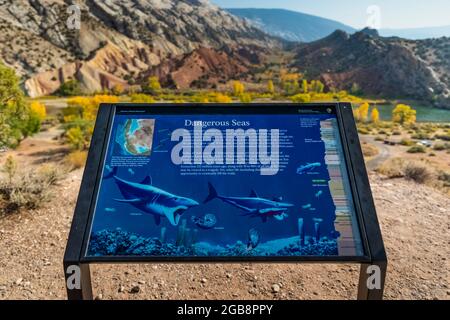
<box><xmin>212</xmin><ymin>0</ymin><xmax>450</xmax><ymax>29</ymax></box>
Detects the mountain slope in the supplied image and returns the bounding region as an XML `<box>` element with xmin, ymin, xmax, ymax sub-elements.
<box><xmin>0</xmin><ymin>0</ymin><xmax>280</xmax><ymax>97</ymax></box>
<box><xmin>227</xmin><ymin>8</ymin><xmax>355</xmax><ymax>42</ymax></box>
<box><xmin>291</xmin><ymin>29</ymin><xmax>450</xmax><ymax>107</ymax></box>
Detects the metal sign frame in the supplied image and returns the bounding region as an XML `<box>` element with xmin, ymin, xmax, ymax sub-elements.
<box><xmin>63</xmin><ymin>103</ymin><xmax>387</xmax><ymax>300</ymax></box>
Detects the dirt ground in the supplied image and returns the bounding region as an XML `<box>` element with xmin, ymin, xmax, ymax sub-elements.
<box><xmin>0</xmin><ymin>124</ymin><xmax>449</xmax><ymax>300</ymax></box>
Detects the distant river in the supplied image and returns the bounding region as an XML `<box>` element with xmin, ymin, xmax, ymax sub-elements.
<box><xmin>373</xmin><ymin>104</ymin><xmax>450</xmax><ymax>123</ymax></box>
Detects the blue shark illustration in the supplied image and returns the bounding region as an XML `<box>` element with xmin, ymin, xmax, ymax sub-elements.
<box><xmin>204</xmin><ymin>183</ymin><xmax>293</xmax><ymax>223</ymax></box>
<box><xmin>104</xmin><ymin>167</ymin><xmax>199</xmax><ymax>226</ymax></box>
<box><xmin>296</xmin><ymin>162</ymin><xmax>321</xmax><ymax>175</ymax></box>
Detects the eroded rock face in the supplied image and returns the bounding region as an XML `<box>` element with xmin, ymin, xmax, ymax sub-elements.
<box><xmin>146</xmin><ymin>47</ymin><xmax>257</xmax><ymax>89</ymax></box>
<box><xmin>291</xmin><ymin>30</ymin><xmax>450</xmax><ymax>107</ymax></box>
<box><xmin>0</xmin><ymin>0</ymin><xmax>279</xmax><ymax>96</ymax></box>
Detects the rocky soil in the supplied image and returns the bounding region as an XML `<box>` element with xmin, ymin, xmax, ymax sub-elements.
<box><xmin>0</xmin><ymin>169</ymin><xmax>448</xmax><ymax>300</ymax></box>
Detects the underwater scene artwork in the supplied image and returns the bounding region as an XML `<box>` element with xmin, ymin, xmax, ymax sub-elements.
<box><xmin>86</xmin><ymin>109</ymin><xmax>365</xmax><ymax>258</ymax></box>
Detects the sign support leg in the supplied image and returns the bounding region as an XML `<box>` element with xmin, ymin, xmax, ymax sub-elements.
<box><xmin>357</xmin><ymin>262</ymin><xmax>387</xmax><ymax>300</ymax></box>
<box><xmin>64</xmin><ymin>262</ymin><xmax>94</xmax><ymax>300</ymax></box>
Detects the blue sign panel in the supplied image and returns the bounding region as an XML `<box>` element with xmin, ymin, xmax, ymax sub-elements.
<box><xmin>85</xmin><ymin>108</ymin><xmax>365</xmax><ymax>258</ymax></box>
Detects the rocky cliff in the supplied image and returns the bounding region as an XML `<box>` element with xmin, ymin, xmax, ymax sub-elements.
<box><xmin>291</xmin><ymin>29</ymin><xmax>450</xmax><ymax>107</ymax></box>
<box><xmin>0</xmin><ymin>0</ymin><xmax>279</xmax><ymax>96</ymax></box>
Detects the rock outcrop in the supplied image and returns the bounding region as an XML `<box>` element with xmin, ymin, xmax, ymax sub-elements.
<box><xmin>291</xmin><ymin>29</ymin><xmax>450</xmax><ymax>107</ymax></box>
<box><xmin>0</xmin><ymin>0</ymin><xmax>279</xmax><ymax>96</ymax></box>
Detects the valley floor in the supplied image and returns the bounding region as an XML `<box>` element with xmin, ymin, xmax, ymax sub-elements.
<box><xmin>0</xmin><ymin>161</ymin><xmax>448</xmax><ymax>300</ymax></box>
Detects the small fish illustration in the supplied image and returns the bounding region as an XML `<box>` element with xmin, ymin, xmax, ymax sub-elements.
<box><xmin>128</xmin><ymin>168</ymin><xmax>135</xmax><ymax>175</ymax></box>
<box><xmin>302</xmin><ymin>204</ymin><xmax>312</xmax><ymax>210</ymax></box>
<box><xmin>297</xmin><ymin>162</ymin><xmax>321</xmax><ymax>175</ymax></box>
<box><xmin>315</xmin><ymin>190</ymin><xmax>323</xmax><ymax>198</ymax></box>
<box><xmin>247</xmin><ymin>228</ymin><xmax>260</xmax><ymax>250</ymax></box>
<box><xmin>191</xmin><ymin>214</ymin><xmax>217</xmax><ymax>230</ymax></box>
<box><xmin>105</xmin><ymin>208</ymin><xmax>116</xmax><ymax>213</ymax></box>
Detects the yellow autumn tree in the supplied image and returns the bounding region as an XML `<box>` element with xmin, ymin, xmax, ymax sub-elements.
<box><xmin>145</xmin><ymin>76</ymin><xmax>162</xmax><ymax>95</ymax></box>
<box><xmin>130</xmin><ymin>94</ymin><xmax>155</xmax><ymax>103</ymax></box>
<box><xmin>358</xmin><ymin>102</ymin><xmax>370</xmax><ymax>122</ymax></box>
<box><xmin>30</xmin><ymin>101</ymin><xmax>47</xmax><ymax>121</ymax></box>
<box><xmin>232</xmin><ymin>81</ymin><xmax>245</xmax><ymax>96</ymax></box>
<box><xmin>392</xmin><ymin>104</ymin><xmax>416</xmax><ymax>125</ymax></box>
<box><xmin>302</xmin><ymin>79</ymin><xmax>308</xmax><ymax>93</ymax></box>
<box><xmin>370</xmin><ymin>107</ymin><xmax>380</xmax><ymax>123</ymax></box>
<box><xmin>267</xmin><ymin>80</ymin><xmax>275</xmax><ymax>94</ymax></box>
<box><xmin>353</xmin><ymin>108</ymin><xmax>361</xmax><ymax>122</ymax></box>
<box><xmin>66</xmin><ymin>126</ymin><xmax>85</xmax><ymax>150</ymax></box>
<box><xmin>239</xmin><ymin>93</ymin><xmax>253</xmax><ymax>103</ymax></box>
<box><xmin>112</xmin><ymin>84</ymin><xmax>125</xmax><ymax>96</ymax></box>
<box><xmin>212</xmin><ymin>93</ymin><xmax>232</xmax><ymax>103</ymax></box>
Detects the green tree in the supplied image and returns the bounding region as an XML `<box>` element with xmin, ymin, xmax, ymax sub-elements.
<box><xmin>57</xmin><ymin>80</ymin><xmax>82</xmax><ymax>96</ymax></box>
<box><xmin>0</xmin><ymin>62</ymin><xmax>37</xmax><ymax>148</ymax></box>
<box><xmin>351</xmin><ymin>82</ymin><xmax>362</xmax><ymax>95</ymax></box>
<box><xmin>392</xmin><ymin>104</ymin><xmax>416</xmax><ymax>125</ymax></box>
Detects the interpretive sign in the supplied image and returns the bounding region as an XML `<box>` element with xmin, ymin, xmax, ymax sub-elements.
<box><xmin>64</xmin><ymin>103</ymin><xmax>387</xmax><ymax>300</ymax></box>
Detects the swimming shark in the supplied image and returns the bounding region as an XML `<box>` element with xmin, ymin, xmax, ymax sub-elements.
<box><xmin>204</xmin><ymin>183</ymin><xmax>293</xmax><ymax>222</ymax></box>
<box><xmin>296</xmin><ymin>162</ymin><xmax>321</xmax><ymax>175</ymax></box>
<box><xmin>104</xmin><ymin>167</ymin><xmax>199</xmax><ymax>226</ymax></box>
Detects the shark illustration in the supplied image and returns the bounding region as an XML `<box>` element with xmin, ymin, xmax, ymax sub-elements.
<box><xmin>204</xmin><ymin>183</ymin><xmax>293</xmax><ymax>223</ymax></box>
<box><xmin>296</xmin><ymin>162</ymin><xmax>321</xmax><ymax>175</ymax></box>
<box><xmin>104</xmin><ymin>167</ymin><xmax>199</xmax><ymax>226</ymax></box>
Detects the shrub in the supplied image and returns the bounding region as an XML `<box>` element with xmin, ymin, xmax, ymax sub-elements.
<box><xmin>412</xmin><ymin>132</ymin><xmax>431</xmax><ymax>140</ymax></box>
<box><xmin>65</xmin><ymin>151</ymin><xmax>88</xmax><ymax>169</ymax></box>
<box><xmin>358</xmin><ymin>127</ymin><xmax>370</xmax><ymax>135</ymax></box>
<box><xmin>435</xmin><ymin>134</ymin><xmax>450</xmax><ymax>141</ymax></box>
<box><xmin>407</xmin><ymin>145</ymin><xmax>427</xmax><ymax>153</ymax></box>
<box><xmin>400</xmin><ymin>139</ymin><xmax>415</xmax><ymax>146</ymax></box>
<box><xmin>0</xmin><ymin>162</ymin><xmax>63</xmax><ymax>215</ymax></box>
<box><xmin>433</xmin><ymin>143</ymin><xmax>450</xmax><ymax>151</ymax></box>
<box><xmin>377</xmin><ymin>158</ymin><xmax>406</xmax><ymax>178</ymax></box>
<box><xmin>362</xmin><ymin>143</ymin><xmax>379</xmax><ymax>157</ymax></box>
<box><xmin>438</xmin><ymin>172</ymin><xmax>450</xmax><ymax>186</ymax></box>
<box><xmin>404</xmin><ymin>163</ymin><xmax>432</xmax><ymax>184</ymax></box>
